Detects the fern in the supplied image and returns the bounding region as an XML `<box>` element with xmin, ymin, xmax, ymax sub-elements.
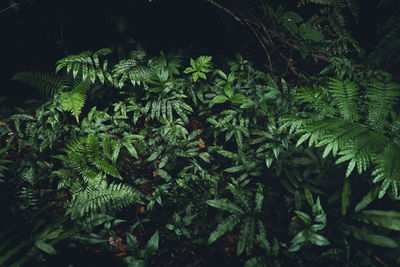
<box><xmin>366</xmin><ymin>81</ymin><xmax>400</xmax><ymax>130</ymax></box>
<box><xmin>58</xmin><ymin>80</ymin><xmax>89</xmax><ymax>122</ymax></box>
<box><xmin>52</xmin><ymin>133</ymin><xmax>144</xmax><ymax>218</ymax></box>
<box><xmin>56</xmin><ymin>48</ymin><xmax>113</xmax><ymax>84</ymax></box>
<box><xmin>68</xmin><ymin>175</ymin><xmax>139</xmax><ymax>218</ymax></box>
<box><xmin>112</xmin><ymin>58</ymin><xmax>151</xmax><ymax>88</ymax></box>
<box><xmin>286</xmin><ymin>77</ymin><xmax>400</xmax><ymax>199</ymax></box>
<box><xmin>12</xmin><ymin>72</ymin><xmax>68</xmax><ymax>96</ymax></box>
<box><xmin>328</xmin><ymin>78</ymin><xmax>359</xmax><ymax>122</ymax></box>
<box><xmin>206</xmin><ymin>183</ymin><xmax>265</xmax><ymax>256</ymax></box>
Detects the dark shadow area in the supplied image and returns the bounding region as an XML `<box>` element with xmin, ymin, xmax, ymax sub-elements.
<box><xmin>0</xmin><ymin>0</ymin><xmax>255</xmax><ymax>106</ymax></box>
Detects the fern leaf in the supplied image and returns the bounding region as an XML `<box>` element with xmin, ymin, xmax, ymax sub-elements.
<box><xmin>372</xmin><ymin>144</ymin><xmax>400</xmax><ymax>199</ymax></box>
<box><xmin>12</xmin><ymin>72</ymin><xmax>66</xmax><ymax>96</ymax></box>
<box><xmin>206</xmin><ymin>199</ymin><xmax>245</xmax><ymax>214</ymax></box>
<box><xmin>328</xmin><ymin>78</ymin><xmax>359</xmax><ymax>122</ymax></box>
<box><xmin>59</xmin><ymin>81</ymin><xmax>89</xmax><ymax>122</ymax></box>
<box><xmin>237</xmin><ymin>217</ymin><xmax>256</xmax><ymax>255</ymax></box>
<box><xmin>367</xmin><ymin>81</ymin><xmax>400</xmax><ymax>130</ymax></box>
<box><xmin>208</xmin><ymin>214</ymin><xmax>241</xmax><ymax>244</ymax></box>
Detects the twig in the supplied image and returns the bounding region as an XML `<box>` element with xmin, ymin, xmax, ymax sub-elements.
<box><xmin>279</xmin><ymin>52</ymin><xmax>298</xmax><ymax>77</ymax></box>
<box><xmin>136</xmin><ymin>211</ymin><xmax>147</xmax><ymax>235</ymax></box>
<box><xmin>206</xmin><ymin>0</ymin><xmax>243</xmax><ymax>25</ymax></box>
<box><xmin>0</xmin><ymin>0</ymin><xmax>33</xmax><ymax>15</ymax></box>
<box><xmin>245</xmin><ymin>21</ymin><xmax>273</xmax><ymax>74</ymax></box>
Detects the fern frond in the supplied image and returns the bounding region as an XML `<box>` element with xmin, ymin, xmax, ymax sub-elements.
<box><xmin>56</xmin><ymin>48</ymin><xmax>113</xmax><ymax>84</ymax></box>
<box><xmin>372</xmin><ymin>144</ymin><xmax>400</xmax><ymax>199</ymax></box>
<box><xmin>69</xmin><ymin>181</ymin><xmax>140</xmax><ymax>218</ymax></box>
<box><xmin>112</xmin><ymin>59</ymin><xmax>151</xmax><ymax>88</ymax></box>
<box><xmin>367</xmin><ymin>81</ymin><xmax>400</xmax><ymax>130</ymax></box>
<box><xmin>12</xmin><ymin>72</ymin><xmax>67</xmax><ymax>96</ymax></box>
<box><xmin>237</xmin><ymin>217</ymin><xmax>256</xmax><ymax>255</ymax></box>
<box><xmin>59</xmin><ymin>81</ymin><xmax>89</xmax><ymax>122</ymax></box>
<box><xmin>328</xmin><ymin>78</ymin><xmax>359</xmax><ymax>121</ymax></box>
<box><xmin>207</xmin><ymin>214</ymin><xmax>241</xmax><ymax>244</ymax></box>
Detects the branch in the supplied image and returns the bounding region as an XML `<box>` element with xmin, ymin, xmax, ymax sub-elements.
<box><xmin>206</xmin><ymin>0</ymin><xmax>243</xmax><ymax>25</ymax></box>
<box><xmin>245</xmin><ymin>21</ymin><xmax>273</xmax><ymax>74</ymax></box>
<box><xmin>0</xmin><ymin>0</ymin><xmax>33</xmax><ymax>15</ymax></box>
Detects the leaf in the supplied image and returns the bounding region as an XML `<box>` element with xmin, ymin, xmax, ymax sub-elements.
<box><xmin>224</xmin><ymin>85</ymin><xmax>234</xmax><ymax>98</ymax></box>
<box><xmin>294</xmin><ymin>211</ymin><xmax>312</xmax><ymax>225</ymax></box>
<box><xmin>254</xmin><ymin>184</ymin><xmax>264</xmax><ymax>213</ymax></box>
<box><xmin>308</xmin><ymin>233</ymin><xmax>330</xmax><ymax>246</ymax></box>
<box><xmin>304</xmin><ymin>188</ymin><xmax>314</xmax><ymax>206</ymax></box>
<box><xmin>35</xmin><ymin>240</ymin><xmax>57</xmax><ymax>255</ymax></box>
<box><xmin>144</xmin><ymin>231</ymin><xmax>159</xmax><ymax>257</ymax></box>
<box><xmin>199</xmin><ymin>152</ymin><xmax>210</xmax><ymax>163</ymax></box>
<box><xmin>341</xmin><ymin>178</ymin><xmax>351</xmax><ymax>215</ymax></box>
<box><xmin>354</xmin><ymin>210</ymin><xmax>400</xmax><ymax>231</ymax></box>
<box><xmin>212</xmin><ymin>95</ymin><xmax>229</xmax><ymax>104</ymax></box>
<box><xmin>283</xmin><ymin>11</ymin><xmax>303</xmax><ymax>23</ymax></box>
<box><xmin>289</xmin><ymin>229</ymin><xmax>307</xmax><ymax>252</ymax></box>
<box><xmin>322</xmin><ymin>143</ymin><xmax>333</xmax><ymax>158</ymax></box>
<box><xmin>208</xmin><ymin>214</ymin><xmax>241</xmax><ymax>244</ymax></box>
<box><xmin>206</xmin><ymin>199</ymin><xmax>244</xmax><ymax>214</ymax></box>
<box><xmin>230</xmin><ymin>94</ymin><xmax>247</xmax><ymax>104</ymax></box>
<box><xmin>224</xmin><ymin>165</ymin><xmax>244</xmax><ymax>173</ymax></box>
<box><xmin>346</xmin><ymin>159</ymin><xmax>356</xmax><ymax>177</ymax></box>
<box><xmin>305</xmin><ymin>29</ymin><xmax>324</xmax><ymax>42</ymax></box>
<box><xmin>245</xmin><ymin>257</ymin><xmax>268</xmax><ymax>267</ymax></box>
<box><xmin>296</xmin><ymin>133</ymin><xmax>311</xmax><ymax>147</ymax></box>
<box><xmin>237</xmin><ymin>217</ymin><xmax>255</xmax><ymax>255</ymax></box>
<box><xmin>354</xmin><ymin>186</ymin><xmax>379</xmax><ymax>212</ymax></box>
<box><xmin>347</xmin><ymin>226</ymin><xmax>399</xmax><ymax>248</ymax></box>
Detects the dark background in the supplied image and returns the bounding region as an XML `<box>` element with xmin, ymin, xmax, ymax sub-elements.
<box><xmin>0</xmin><ymin>0</ymin><xmax>257</xmax><ymax>106</ymax></box>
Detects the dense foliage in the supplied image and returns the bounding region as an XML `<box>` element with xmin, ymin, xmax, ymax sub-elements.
<box><xmin>1</xmin><ymin>0</ymin><xmax>400</xmax><ymax>266</ymax></box>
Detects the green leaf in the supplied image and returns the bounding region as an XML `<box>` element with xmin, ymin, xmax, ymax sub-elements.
<box><xmin>305</xmin><ymin>30</ymin><xmax>324</xmax><ymax>42</ymax></box>
<box><xmin>206</xmin><ymin>199</ymin><xmax>244</xmax><ymax>214</ymax></box>
<box><xmin>144</xmin><ymin>231</ymin><xmax>159</xmax><ymax>257</ymax></box>
<box><xmin>308</xmin><ymin>233</ymin><xmax>330</xmax><ymax>246</ymax></box>
<box><xmin>322</xmin><ymin>143</ymin><xmax>333</xmax><ymax>158</ymax></box>
<box><xmin>347</xmin><ymin>226</ymin><xmax>399</xmax><ymax>248</ymax></box>
<box><xmin>245</xmin><ymin>257</ymin><xmax>268</xmax><ymax>267</ymax></box>
<box><xmin>283</xmin><ymin>11</ymin><xmax>303</xmax><ymax>23</ymax></box>
<box><xmin>224</xmin><ymin>165</ymin><xmax>244</xmax><ymax>173</ymax></box>
<box><xmin>294</xmin><ymin>211</ymin><xmax>312</xmax><ymax>225</ymax></box>
<box><xmin>35</xmin><ymin>240</ymin><xmax>57</xmax><ymax>255</ymax></box>
<box><xmin>237</xmin><ymin>217</ymin><xmax>255</xmax><ymax>255</ymax></box>
<box><xmin>208</xmin><ymin>214</ymin><xmax>241</xmax><ymax>244</ymax></box>
<box><xmin>126</xmin><ymin>233</ymin><xmax>139</xmax><ymax>251</ymax></box>
<box><xmin>199</xmin><ymin>152</ymin><xmax>210</xmax><ymax>163</ymax></box>
<box><xmin>230</xmin><ymin>94</ymin><xmax>247</xmax><ymax>104</ymax></box>
<box><xmin>354</xmin><ymin>186</ymin><xmax>379</xmax><ymax>212</ymax></box>
<box><xmin>296</xmin><ymin>133</ymin><xmax>311</xmax><ymax>147</ymax></box>
<box><xmin>254</xmin><ymin>184</ymin><xmax>264</xmax><ymax>213</ymax></box>
<box><xmin>224</xmin><ymin>85</ymin><xmax>234</xmax><ymax>98</ymax></box>
<box><xmin>212</xmin><ymin>95</ymin><xmax>229</xmax><ymax>104</ymax></box>
<box><xmin>341</xmin><ymin>178</ymin><xmax>351</xmax><ymax>215</ymax></box>
<box><xmin>346</xmin><ymin>159</ymin><xmax>356</xmax><ymax>177</ymax></box>
<box><xmin>304</xmin><ymin>188</ymin><xmax>314</xmax><ymax>206</ymax></box>
<box><xmin>354</xmin><ymin>210</ymin><xmax>400</xmax><ymax>231</ymax></box>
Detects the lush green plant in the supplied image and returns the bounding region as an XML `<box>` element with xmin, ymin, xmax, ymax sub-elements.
<box><xmin>2</xmin><ymin>16</ymin><xmax>400</xmax><ymax>265</ymax></box>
